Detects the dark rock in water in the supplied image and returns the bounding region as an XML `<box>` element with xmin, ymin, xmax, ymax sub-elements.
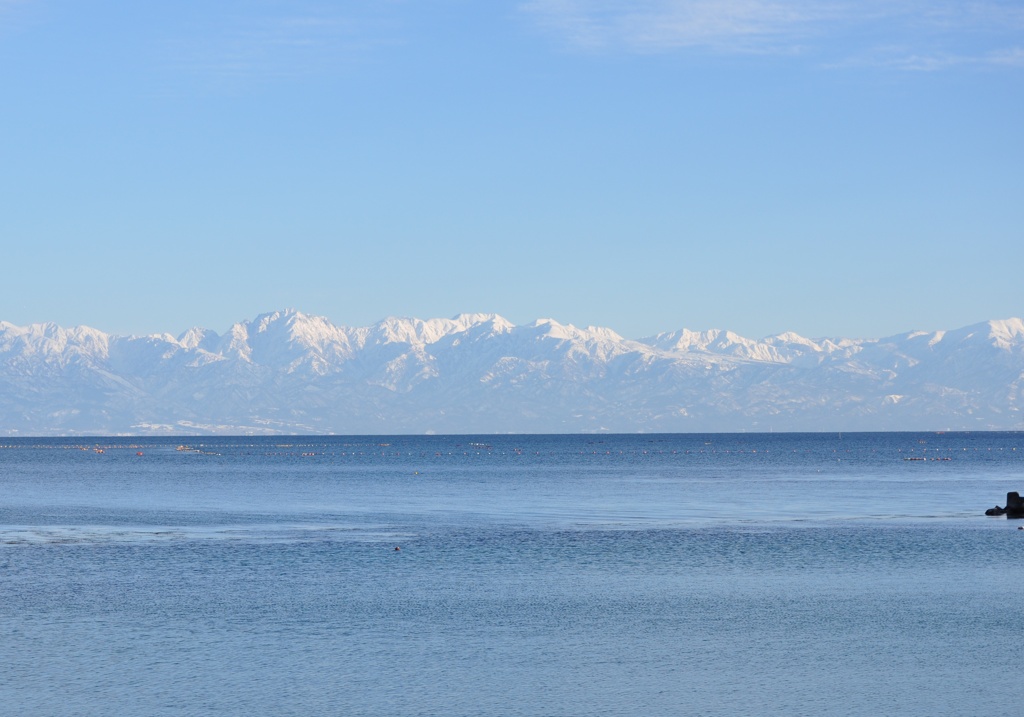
<box><xmin>985</xmin><ymin>491</ymin><xmax>1024</xmax><ymax>518</ymax></box>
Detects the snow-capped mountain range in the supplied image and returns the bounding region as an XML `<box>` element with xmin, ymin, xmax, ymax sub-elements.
<box><xmin>2</xmin><ymin>310</ymin><xmax>1023</xmax><ymax>435</ymax></box>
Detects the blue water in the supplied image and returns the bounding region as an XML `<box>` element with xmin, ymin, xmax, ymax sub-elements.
<box><xmin>2</xmin><ymin>432</ymin><xmax>1024</xmax><ymax>716</ymax></box>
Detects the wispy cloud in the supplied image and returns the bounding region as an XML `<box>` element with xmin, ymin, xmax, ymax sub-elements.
<box><xmin>832</xmin><ymin>45</ymin><xmax>1024</xmax><ymax>71</ymax></box>
<box><xmin>989</xmin><ymin>46</ymin><xmax>1024</xmax><ymax>67</ymax></box>
<box><xmin>521</xmin><ymin>0</ymin><xmax>839</xmax><ymax>53</ymax></box>
<box><xmin>520</xmin><ymin>0</ymin><xmax>1024</xmax><ymax>68</ymax></box>
<box><xmin>165</xmin><ymin>7</ymin><xmax>396</xmax><ymax>83</ymax></box>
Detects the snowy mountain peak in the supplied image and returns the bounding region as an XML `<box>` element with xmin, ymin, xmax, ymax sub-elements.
<box><xmin>585</xmin><ymin>326</ymin><xmax>624</xmax><ymax>342</ymax></box>
<box><xmin>369</xmin><ymin>317</ymin><xmax>443</xmax><ymax>346</ymax></box>
<box><xmin>449</xmin><ymin>312</ymin><xmax>506</xmax><ymax>327</ymax></box>
<box><xmin>450</xmin><ymin>313</ymin><xmax>516</xmax><ymax>338</ymax></box>
<box><xmin>923</xmin><ymin>318</ymin><xmax>1024</xmax><ymax>353</ymax></box>
<box><xmin>248</xmin><ymin>308</ymin><xmax>324</xmax><ymax>338</ymax></box>
<box><xmin>4</xmin><ymin>312</ymin><xmax>1024</xmax><ymax>434</ymax></box>
<box><xmin>988</xmin><ymin>318</ymin><xmax>1024</xmax><ymax>349</ymax></box>
<box><xmin>769</xmin><ymin>331</ymin><xmax>819</xmax><ymax>348</ymax></box>
<box><xmin>176</xmin><ymin>327</ymin><xmax>219</xmax><ymax>351</ymax></box>
<box><xmin>642</xmin><ymin>328</ymin><xmax>718</xmax><ymax>353</ymax></box>
<box><xmin>530</xmin><ymin>319</ymin><xmax>580</xmax><ymax>341</ymax></box>
<box><xmin>254</xmin><ymin>309</ymin><xmax>297</xmax><ymax>333</ymax></box>
<box><xmin>363</xmin><ymin>313</ymin><xmax>514</xmax><ymax>347</ymax></box>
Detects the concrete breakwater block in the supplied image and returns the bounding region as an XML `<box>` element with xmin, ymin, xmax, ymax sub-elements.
<box><xmin>985</xmin><ymin>491</ymin><xmax>1024</xmax><ymax>517</ymax></box>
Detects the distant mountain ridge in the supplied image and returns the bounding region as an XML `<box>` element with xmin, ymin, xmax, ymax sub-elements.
<box><xmin>1</xmin><ymin>310</ymin><xmax>1023</xmax><ymax>435</ymax></box>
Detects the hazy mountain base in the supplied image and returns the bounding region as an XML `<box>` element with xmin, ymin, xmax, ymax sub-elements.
<box><xmin>1</xmin><ymin>311</ymin><xmax>1022</xmax><ymax>435</ymax></box>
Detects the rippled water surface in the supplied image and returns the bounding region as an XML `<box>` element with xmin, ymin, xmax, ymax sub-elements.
<box><xmin>2</xmin><ymin>433</ymin><xmax>1024</xmax><ymax>715</ymax></box>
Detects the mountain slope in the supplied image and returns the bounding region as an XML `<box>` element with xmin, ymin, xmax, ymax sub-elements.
<box><xmin>1</xmin><ymin>311</ymin><xmax>1022</xmax><ymax>435</ymax></box>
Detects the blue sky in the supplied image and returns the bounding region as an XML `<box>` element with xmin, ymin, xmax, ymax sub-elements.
<box><xmin>2</xmin><ymin>0</ymin><xmax>1021</xmax><ymax>340</ymax></box>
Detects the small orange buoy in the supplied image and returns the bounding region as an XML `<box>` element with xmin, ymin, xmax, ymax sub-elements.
<box><xmin>136</xmin><ymin>451</ymin><xmax>144</xmax><ymax>456</ymax></box>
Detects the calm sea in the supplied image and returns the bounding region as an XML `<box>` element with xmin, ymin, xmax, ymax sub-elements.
<box><xmin>2</xmin><ymin>432</ymin><xmax>1023</xmax><ymax>716</ymax></box>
